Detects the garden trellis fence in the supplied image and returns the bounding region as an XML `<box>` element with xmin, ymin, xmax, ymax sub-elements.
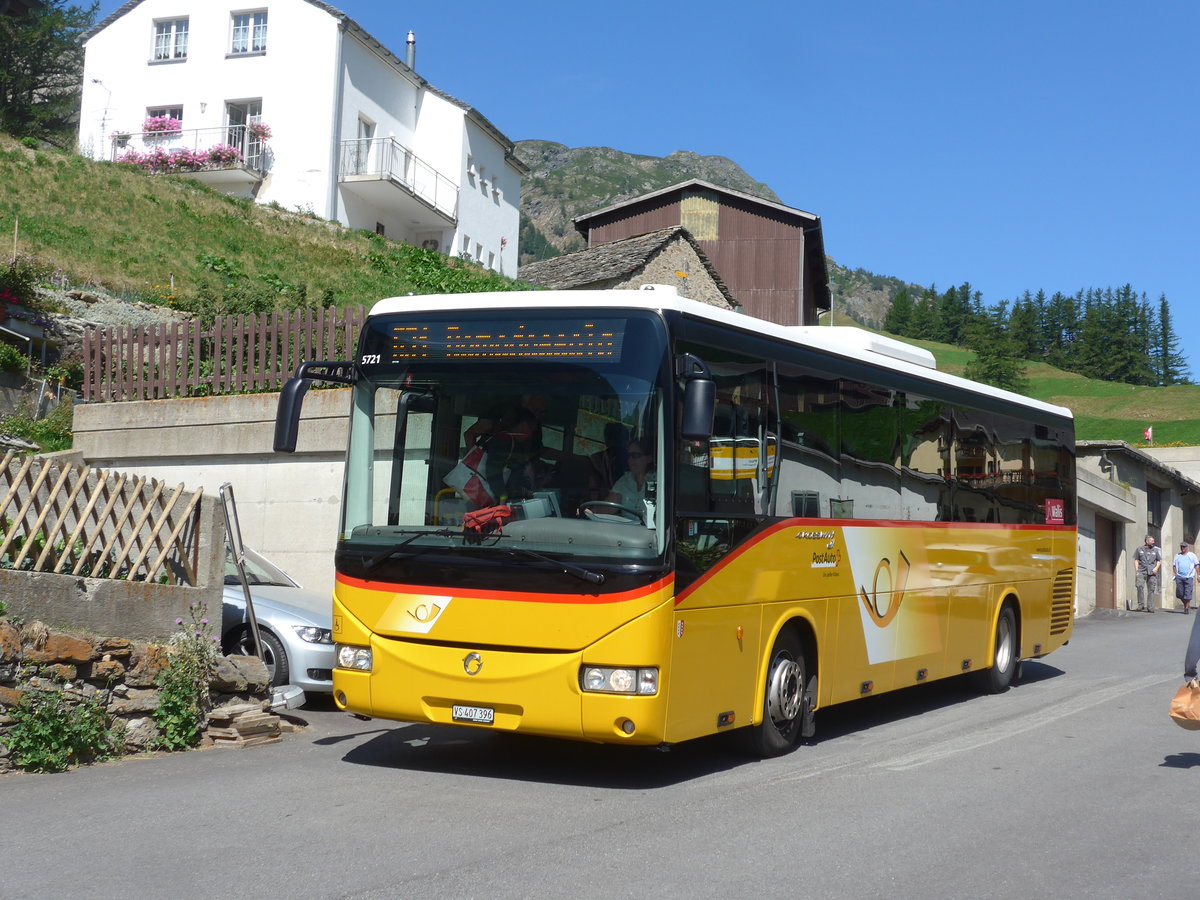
<box><xmin>82</xmin><ymin>305</ymin><xmax>367</xmax><ymax>401</ymax></box>
<box><xmin>0</xmin><ymin>451</ymin><xmax>205</xmax><ymax>584</ymax></box>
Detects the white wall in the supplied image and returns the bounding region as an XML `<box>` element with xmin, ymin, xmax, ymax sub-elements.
<box><xmin>459</xmin><ymin>116</ymin><xmax>522</xmax><ymax>275</ymax></box>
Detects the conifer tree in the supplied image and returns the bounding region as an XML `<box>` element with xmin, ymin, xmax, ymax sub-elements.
<box><xmin>0</xmin><ymin>1</ymin><xmax>97</xmax><ymax>148</ymax></box>
<box><xmin>965</xmin><ymin>308</ymin><xmax>1029</xmax><ymax>394</ymax></box>
<box><xmin>908</xmin><ymin>286</ymin><xmax>940</xmax><ymax>340</ymax></box>
<box><xmin>1156</xmin><ymin>294</ymin><xmax>1191</xmax><ymax>385</ymax></box>
<box><xmin>882</xmin><ymin>286</ymin><xmax>913</xmax><ymax>336</ymax></box>
<box><xmin>1007</xmin><ymin>291</ymin><xmax>1040</xmax><ymax>360</ymax></box>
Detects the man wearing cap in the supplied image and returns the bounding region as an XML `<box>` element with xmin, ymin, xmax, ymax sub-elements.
<box><xmin>1175</xmin><ymin>542</ymin><xmax>1197</xmax><ymax>613</ymax></box>
<box><xmin>1133</xmin><ymin>534</ymin><xmax>1162</xmax><ymax>612</ymax></box>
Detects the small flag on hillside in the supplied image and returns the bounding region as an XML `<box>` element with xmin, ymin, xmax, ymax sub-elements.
<box><xmin>1144</xmin><ymin>426</ymin><xmax>1154</xmax><ymax>444</ymax></box>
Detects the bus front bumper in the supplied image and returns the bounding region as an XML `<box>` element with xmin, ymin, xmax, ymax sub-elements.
<box><xmin>333</xmin><ymin>637</ymin><xmax>669</xmax><ymax>746</ymax></box>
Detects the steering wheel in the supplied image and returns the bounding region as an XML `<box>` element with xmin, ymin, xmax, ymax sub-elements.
<box><xmin>579</xmin><ymin>500</ymin><xmax>643</xmax><ymax>525</ymax></box>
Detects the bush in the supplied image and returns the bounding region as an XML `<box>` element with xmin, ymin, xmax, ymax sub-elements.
<box><xmin>151</xmin><ymin>602</ymin><xmax>220</xmax><ymax>750</ymax></box>
<box><xmin>1</xmin><ymin>399</ymin><xmax>73</xmax><ymax>452</ymax></box>
<box><xmin>0</xmin><ymin>255</ymin><xmax>48</xmax><ymax>305</ymax></box>
<box><xmin>0</xmin><ymin>341</ymin><xmax>26</xmax><ymax>373</ymax></box>
<box><xmin>7</xmin><ymin>687</ymin><xmax>120</xmax><ymax>772</ymax></box>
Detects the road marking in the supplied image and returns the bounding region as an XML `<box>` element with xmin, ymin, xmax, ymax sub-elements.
<box><xmin>874</xmin><ymin>672</ymin><xmax>1172</xmax><ymax>771</ymax></box>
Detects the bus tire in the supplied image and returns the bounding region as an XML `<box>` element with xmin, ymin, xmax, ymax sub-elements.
<box><xmin>744</xmin><ymin>628</ymin><xmax>807</xmax><ymax>757</ymax></box>
<box><xmin>976</xmin><ymin>602</ymin><xmax>1018</xmax><ymax>694</ymax></box>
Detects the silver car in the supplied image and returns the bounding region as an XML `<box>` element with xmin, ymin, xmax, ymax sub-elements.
<box><xmin>221</xmin><ymin>546</ymin><xmax>334</xmax><ymax>699</ymax></box>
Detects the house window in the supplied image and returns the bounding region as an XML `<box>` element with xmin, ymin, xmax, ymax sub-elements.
<box><xmin>348</xmin><ymin>117</ymin><xmax>375</xmax><ymax>175</ymax></box>
<box><xmin>231</xmin><ymin>10</ymin><xmax>268</xmax><ymax>55</ymax></box>
<box><xmin>1147</xmin><ymin>483</ymin><xmax>1164</xmax><ymax>538</ymax></box>
<box><xmin>147</xmin><ymin>106</ymin><xmax>183</xmax><ymax>122</ymax></box>
<box><xmin>226</xmin><ymin>99</ymin><xmax>263</xmax><ymax>168</ymax></box>
<box><xmin>153</xmin><ymin>18</ymin><xmax>188</xmax><ymax>61</ymax></box>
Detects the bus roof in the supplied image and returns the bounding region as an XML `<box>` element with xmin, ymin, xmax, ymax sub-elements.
<box><xmin>368</xmin><ymin>285</ymin><xmax>1073</xmax><ymax>421</ymax></box>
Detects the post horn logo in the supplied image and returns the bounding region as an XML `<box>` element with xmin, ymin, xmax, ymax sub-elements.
<box><xmin>859</xmin><ymin>550</ymin><xmax>910</xmax><ymax>628</ymax></box>
<box><xmin>463</xmin><ymin>652</ymin><xmax>483</xmax><ymax>676</ymax></box>
<box><xmin>407</xmin><ymin>601</ymin><xmax>442</xmax><ymax>623</ymax></box>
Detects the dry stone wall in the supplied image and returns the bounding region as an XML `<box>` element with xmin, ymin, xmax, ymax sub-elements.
<box><xmin>0</xmin><ymin>616</ymin><xmax>271</xmax><ymax>773</ymax></box>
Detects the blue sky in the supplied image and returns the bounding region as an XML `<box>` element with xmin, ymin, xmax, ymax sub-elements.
<box><xmin>93</xmin><ymin>0</ymin><xmax>1200</xmax><ymax>375</ymax></box>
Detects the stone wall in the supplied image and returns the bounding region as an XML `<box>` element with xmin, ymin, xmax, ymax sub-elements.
<box><xmin>0</xmin><ymin>616</ymin><xmax>270</xmax><ymax>773</ymax></box>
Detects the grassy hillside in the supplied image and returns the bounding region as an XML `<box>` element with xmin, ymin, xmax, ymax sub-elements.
<box><xmin>0</xmin><ymin>134</ymin><xmax>527</xmax><ymax>315</ymax></box>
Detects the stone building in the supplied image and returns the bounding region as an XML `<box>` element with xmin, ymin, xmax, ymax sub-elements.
<box><xmin>518</xmin><ymin>226</ymin><xmax>738</xmax><ymax>310</ymax></box>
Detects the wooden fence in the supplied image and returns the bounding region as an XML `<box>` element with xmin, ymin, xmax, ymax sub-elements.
<box><xmin>0</xmin><ymin>451</ymin><xmax>205</xmax><ymax>584</ymax></box>
<box><xmin>82</xmin><ymin>305</ymin><xmax>367</xmax><ymax>401</ymax></box>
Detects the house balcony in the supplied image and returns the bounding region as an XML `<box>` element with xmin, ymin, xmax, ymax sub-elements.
<box><xmin>338</xmin><ymin>137</ymin><xmax>458</xmax><ymax>227</ymax></box>
<box><xmin>110</xmin><ymin>125</ymin><xmax>266</xmax><ymax>194</ymax></box>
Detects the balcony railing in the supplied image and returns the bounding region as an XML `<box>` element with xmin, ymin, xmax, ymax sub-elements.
<box><xmin>338</xmin><ymin>137</ymin><xmax>458</xmax><ymax>221</ymax></box>
<box><xmin>110</xmin><ymin>124</ymin><xmax>266</xmax><ymax>175</ymax></box>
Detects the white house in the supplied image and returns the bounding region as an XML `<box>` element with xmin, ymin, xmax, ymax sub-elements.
<box><xmin>77</xmin><ymin>0</ymin><xmax>523</xmax><ymax>273</ymax></box>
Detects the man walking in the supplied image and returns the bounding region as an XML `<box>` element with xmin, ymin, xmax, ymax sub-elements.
<box><xmin>1175</xmin><ymin>542</ymin><xmax>1197</xmax><ymax>613</ymax></box>
<box><xmin>1134</xmin><ymin>534</ymin><xmax>1162</xmax><ymax>612</ymax></box>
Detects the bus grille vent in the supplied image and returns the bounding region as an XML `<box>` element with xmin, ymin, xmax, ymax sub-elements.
<box><xmin>1050</xmin><ymin>568</ymin><xmax>1074</xmax><ymax>635</ymax></box>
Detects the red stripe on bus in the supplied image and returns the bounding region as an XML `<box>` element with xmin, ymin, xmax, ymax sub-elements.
<box><xmin>335</xmin><ymin>572</ymin><xmax>674</xmax><ymax>605</ymax></box>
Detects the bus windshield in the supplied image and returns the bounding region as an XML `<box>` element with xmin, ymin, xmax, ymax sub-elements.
<box><xmin>339</xmin><ymin>309</ymin><xmax>671</xmax><ymax>574</ymax></box>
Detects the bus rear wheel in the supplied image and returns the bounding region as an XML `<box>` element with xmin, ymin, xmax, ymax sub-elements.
<box><xmin>744</xmin><ymin>629</ymin><xmax>807</xmax><ymax>757</ymax></box>
<box><xmin>975</xmin><ymin>603</ymin><xmax>1018</xmax><ymax>694</ymax></box>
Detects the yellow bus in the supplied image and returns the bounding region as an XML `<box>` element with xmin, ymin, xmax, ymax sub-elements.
<box><xmin>275</xmin><ymin>285</ymin><xmax>1075</xmax><ymax>756</ymax></box>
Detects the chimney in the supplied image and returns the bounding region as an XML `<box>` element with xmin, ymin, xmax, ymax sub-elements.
<box><xmin>406</xmin><ymin>30</ymin><xmax>416</xmax><ymax>70</ymax></box>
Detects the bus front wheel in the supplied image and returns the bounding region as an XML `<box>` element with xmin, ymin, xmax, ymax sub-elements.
<box><xmin>976</xmin><ymin>603</ymin><xmax>1018</xmax><ymax>694</ymax></box>
<box><xmin>744</xmin><ymin>629</ymin><xmax>807</xmax><ymax>757</ymax></box>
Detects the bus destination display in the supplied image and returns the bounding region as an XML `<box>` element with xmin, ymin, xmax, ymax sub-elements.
<box><xmin>383</xmin><ymin>318</ymin><xmax>626</xmax><ymax>362</ymax></box>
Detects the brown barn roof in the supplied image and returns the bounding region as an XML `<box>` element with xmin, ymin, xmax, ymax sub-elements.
<box><xmin>518</xmin><ymin>226</ymin><xmax>739</xmax><ymax>308</ymax></box>
<box><xmin>574</xmin><ymin>178</ymin><xmax>820</xmax><ymax>230</ymax></box>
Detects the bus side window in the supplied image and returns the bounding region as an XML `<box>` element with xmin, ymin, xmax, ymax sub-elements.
<box><xmin>675</xmin><ymin>344</ymin><xmax>771</xmax><ymax>516</ymax></box>
<box><xmin>776</xmin><ymin>363</ymin><xmax>839</xmax><ymax>519</ymax></box>
<box><xmin>839</xmin><ymin>381</ymin><xmax>901</xmax><ymax>520</ymax></box>
<box><xmin>950</xmin><ymin>408</ymin><xmax>997</xmax><ymax>524</ymax></box>
<box><xmin>900</xmin><ymin>393</ymin><xmax>952</xmax><ymax>521</ymax></box>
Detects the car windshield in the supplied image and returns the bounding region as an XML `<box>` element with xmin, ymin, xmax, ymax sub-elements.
<box><xmin>339</xmin><ymin>310</ymin><xmax>670</xmax><ymax>566</ymax></box>
<box><xmin>224</xmin><ymin>545</ymin><xmax>300</xmax><ymax>587</ymax></box>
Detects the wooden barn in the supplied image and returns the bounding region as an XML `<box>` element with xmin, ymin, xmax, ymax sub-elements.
<box><xmin>573</xmin><ymin>179</ymin><xmax>831</xmax><ymax>326</ymax></box>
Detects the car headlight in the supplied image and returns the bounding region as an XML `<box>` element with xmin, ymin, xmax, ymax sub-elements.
<box><xmin>293</xmin><ymin>625</ymin><xmax>333</xmax><ymax>644</ymax></box>
<box><xmin>336</xmin><ymin>644</ymin><xmax>372</xmax><ymax>671</ymax></box>
<box><xmin>580</xmin><ymin>666</ymin><xmax>658</xmax><ymax>695</ymax></box>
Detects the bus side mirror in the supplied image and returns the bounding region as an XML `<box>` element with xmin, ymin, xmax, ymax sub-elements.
<box><xmin>678</xmin><ymin>354</ymin><xmax>715</xmax><ymax>440</ymax></box>
<box><xmin>274</xmin><ymin>377</ymin><xmax>311</xmax><ymax>453</ymax></box>
<box><xmin>274</xmin><ymin>361</ymin><xmax>358</xmax><ymax>453</ymax></box>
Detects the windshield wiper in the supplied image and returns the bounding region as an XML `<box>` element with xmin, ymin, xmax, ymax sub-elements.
<box><xmin>362</xmin><ymin>529</ymin><xmax>460</xmax><ymax>572</ymax></box>
<box><xmin>503</xmin><ymin>547</ymin><xmax>605</xmax><ymax>586</ymax></box>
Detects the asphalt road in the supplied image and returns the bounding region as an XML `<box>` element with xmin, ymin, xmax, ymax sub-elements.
<box><xmin>2</xmin><ymin>609</ymin><xmax>1197</xmax><ymax>899</ymax></box>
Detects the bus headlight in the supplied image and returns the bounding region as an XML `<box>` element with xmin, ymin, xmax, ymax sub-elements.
<box><xmin>336</xmin><ymin>644</ymin><xmax>373</xmax><ymax>671</ymax></box>
<box><xmin>581</xmin><ymin>666</ymin><xmax>658</xmax><ymax>695</ymax></box>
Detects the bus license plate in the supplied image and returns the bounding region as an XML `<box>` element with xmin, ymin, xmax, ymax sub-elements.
<box><xmin>452</xmin><ymin>705</ymin><xmax>494</xmax><ymax>725</ymax></box>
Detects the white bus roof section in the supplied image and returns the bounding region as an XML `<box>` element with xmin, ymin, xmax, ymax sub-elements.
<box><xmin>369</xmin><ymin>285</ymin><xmax>1073</xmax><ymax>421</ymax></box>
